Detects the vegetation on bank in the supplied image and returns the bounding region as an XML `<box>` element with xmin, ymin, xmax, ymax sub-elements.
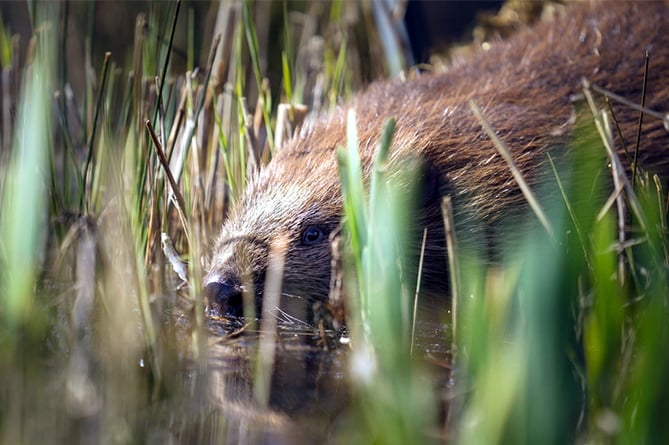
<box><xmin>0</xmin><ymin>1</ymin><xmax>668</xmax><ymax>443</ymax></box>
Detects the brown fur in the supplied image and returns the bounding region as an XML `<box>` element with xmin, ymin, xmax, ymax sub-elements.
<box><xmin>205</xmin><ymin>1</ymin><xmax>669</xmax><ymax>317</ymax></box>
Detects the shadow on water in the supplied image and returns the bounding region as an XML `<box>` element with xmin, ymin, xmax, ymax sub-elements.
<box><xmin>195</xmin><ymin>313</ymin><xmax>452</xmax><ymax>444</ymax></box>
<box><xmin>193</xmin><ymin>315</ymin><xmax>347</xmax><ymax>444</ymax></box>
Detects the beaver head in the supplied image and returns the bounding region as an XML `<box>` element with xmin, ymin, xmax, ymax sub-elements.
<box><xmin>204</xmin><ymin>122</ymin><xmax>346</xmax><ymax>317</ymax></box>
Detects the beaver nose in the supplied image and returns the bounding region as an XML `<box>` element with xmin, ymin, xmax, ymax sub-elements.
<box><xmin>203</xmin><ymin>276</ymin><xmax>244</xmax><ymax>317</ymax></box>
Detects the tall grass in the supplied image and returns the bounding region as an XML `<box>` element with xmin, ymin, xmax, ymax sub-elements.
<box><xmin>332</xmin><ymin>65</ymin><xmax>669</xmax><ymax>445</ymax></box>
<box><xmin>1</xmin><ymin>9</ymin><xmax>54</xmax><ymax>341</ymax></box>
<box><xmin>0</xmin><ymin>1</ymin><xmax>391</xmax><ymax>442</ymax></box>
<box><xmin>452</xmin><ymin>107</ymin><xmax>669</xmax><ymax>444</ymax></box>
<box><xmin>0</xmin><ymin>1</ymin><xmax>668</xmax><ymax>444</ymax></box>
<box><xmin>337</xmin><ymin>112</ymin><xmax>436</xmax><ymax>443</ymax></box>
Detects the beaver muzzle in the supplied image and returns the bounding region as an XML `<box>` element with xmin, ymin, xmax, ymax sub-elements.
<box><xmin>203</xmin><ymin>274</ymin><xmax>244</xmax><ymax>317</ymax></box>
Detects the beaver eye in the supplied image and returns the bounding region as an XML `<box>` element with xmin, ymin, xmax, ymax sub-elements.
<box><xmin>302</xmin><ymin>227</ymin><xmax>324</xmax><ymax>245</ymax></box>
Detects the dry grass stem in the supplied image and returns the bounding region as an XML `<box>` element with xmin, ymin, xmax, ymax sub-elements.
<box><xmin>582</xmin><ymin>82</ymin><xmax>650</xmax><ymax>213</ymax></box>
<box><xmin>275</xmin><ymin>103</ymin><xmax>308</xmax><ymax>149</ymax></box>
<box><xmin>161</xmin><ymin>232</ymin><xmax>188</xmax><ymax>285</ymax></box>
<box><xmin>145</xmin><ymin>120</ymin><xmax>192</xmax><ymax>249</ymax></box>
<box><xmin>469</xmin><ymin>99</ymin><xmax>555</xmax><ymax>239</ymax></box>
<box><xmin>255</xmin><ymin>236</ymin><xmax>288</xmax><ymax>407</ymax></box>
<box><xmin>588</xmin><ymin>81</ymin><xmax>669</xmax><ymax>127</ymax></box>
<box><xmin>632</xmin><ymin>51</ymin><xmax>650</xmax><ymax>186</ymax></box>
<box><xmin>410</xmin><ymin>227</ymin><xmax>428</xmax><ymax>357</ymax></box>
<box><xmin>441</xmin><ymin>196</ymin><xmax>459</xmax><ymax>360</ymax></box>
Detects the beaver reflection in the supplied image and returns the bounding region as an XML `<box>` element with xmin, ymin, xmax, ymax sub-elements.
<box><xmin>203</xmin><ymin>317</ymin><xmax>349</xmax><ymax>444</ymax></box>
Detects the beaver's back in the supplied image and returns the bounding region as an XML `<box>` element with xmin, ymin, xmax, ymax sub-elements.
<box><xmin>300</xmin><ymin>0</ymin><xmax>669</xmax><ymax>217</ymax></box>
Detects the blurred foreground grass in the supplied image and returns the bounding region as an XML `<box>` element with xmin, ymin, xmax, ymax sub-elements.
<box><xmin>1</xmin><ymin>1</ymin><xmax>669</xmax><ymax>444</ymax></box>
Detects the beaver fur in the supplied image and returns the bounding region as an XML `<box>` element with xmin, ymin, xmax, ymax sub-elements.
<box><xmin>205</xmin><ymin>1</ymin><xmax>669</xmax><ymax>317</ymax></box>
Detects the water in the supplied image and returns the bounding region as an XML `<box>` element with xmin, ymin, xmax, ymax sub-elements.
<box><xmin>198</xmin><ymin>315</ymin><xmax>453</xmax><ymax>443</ymax></box>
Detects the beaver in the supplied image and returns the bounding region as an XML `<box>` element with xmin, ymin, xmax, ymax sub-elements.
<box><xmin>204</xmin><ymin>1</ymin><xmax>669</xmax><ymax>318</ymax></box>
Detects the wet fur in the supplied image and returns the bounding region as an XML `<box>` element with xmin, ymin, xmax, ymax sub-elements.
<box><xmin>207</xmin><ymin>1</ymin><xmax>669</xmax><ymax>315</ymax></box>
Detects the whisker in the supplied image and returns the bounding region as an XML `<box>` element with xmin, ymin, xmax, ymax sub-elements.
<box><xmin>280</xmin><ymin>291</ymin><xmax>309</xmax><ymax>301</ymax></box>
<box><xmin>274</xmin><ymin>308</ymin><xmax>313</xmax><ymax>328</ymax></box>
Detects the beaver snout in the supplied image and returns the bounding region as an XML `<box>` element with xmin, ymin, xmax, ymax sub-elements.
<box><xmin>203</xmin><ymin>274</ymin><xmax>244</xmax><ymax>317</ymax></box>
